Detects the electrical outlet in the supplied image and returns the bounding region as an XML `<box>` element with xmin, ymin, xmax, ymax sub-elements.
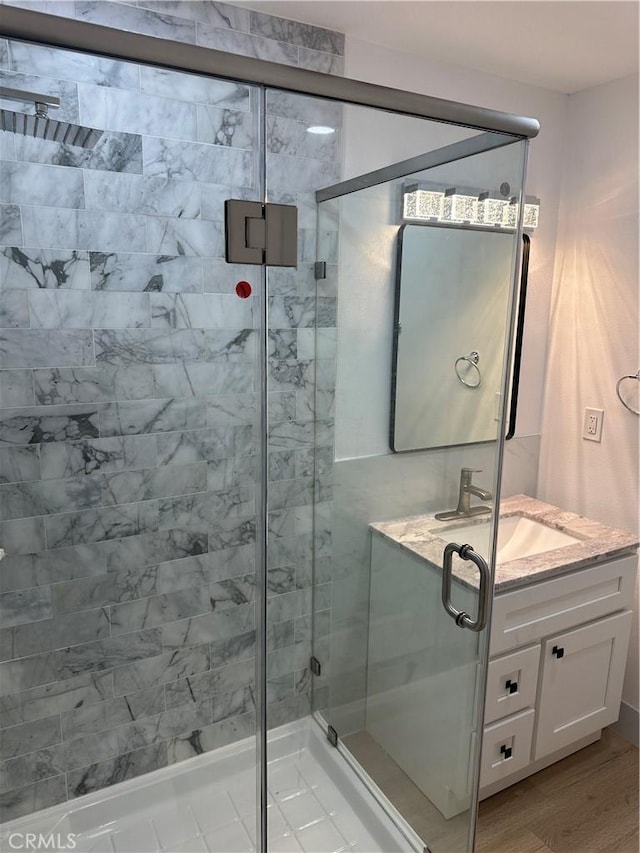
<box><xmin>583</xmin><ymin>407</ymin><xmax>604</xmax><ymax>442</ymax></box>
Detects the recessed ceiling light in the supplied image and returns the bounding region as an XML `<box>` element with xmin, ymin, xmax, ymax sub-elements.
<box><xmin>307</xmin><ymin>125</ymin><xmax>335</xmax><ymax>135</ymax></box>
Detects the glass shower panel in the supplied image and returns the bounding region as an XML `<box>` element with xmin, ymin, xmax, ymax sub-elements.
<box><xmin>310</xmin><ymin>127</ymin><xmax>527</xmax><ymax>851</ymax></box>
<box><xmin>0</xmin><ymin>40</ymin><xmax>263</xmax><ymax>844</ymax></box>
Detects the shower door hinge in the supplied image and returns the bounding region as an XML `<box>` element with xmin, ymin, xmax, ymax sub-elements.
<box><xmin>314</xmin><ymin>261</ymin><xmax>327</xmax><ymax>280</ymax></box>
<box><xmin>224</xmin><ymin>199</ymin><xmax>297</xmax><ymax>267</ymax></box>
<box><xmin>310</xmin><ymin>656</ymin><xmax>322</xmax><ymax>677</ymax></box>
<box><xmin>327</xmin><ymin>725</ymin><xmax>338</xmax><ymax>747</ymax></box>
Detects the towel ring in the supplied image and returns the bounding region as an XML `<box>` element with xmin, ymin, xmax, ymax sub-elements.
<box><xmin>616</xmin><ymin>370</ymin><xmax>640</xmax><ymax>415</ymax></box>
<box><xmin>455</xmin><ymin>351</ymin><xmax>482</xmax><ymax>388</ymax></box>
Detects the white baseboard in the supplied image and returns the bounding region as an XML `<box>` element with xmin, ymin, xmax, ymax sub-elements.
<box><xmin>611</xmin><ymin>701</ymin><xmax>639</xmax><ymax>747</ymax></box>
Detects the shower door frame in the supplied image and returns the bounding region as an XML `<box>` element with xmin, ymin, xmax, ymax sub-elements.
<box><xmin>0</xmin><ymin>7</ymin><xmax>537</xmax><ymax>850</ymax></box>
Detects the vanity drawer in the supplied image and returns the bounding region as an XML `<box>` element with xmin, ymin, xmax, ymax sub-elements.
<box><xmin>490</xmin><ymin>554</ymin><xmax>637</xmax><ymax>654</ymax></box>
<box><xmin>485</xmin><ymin>644</ymin><xmax>540</xmax><ymax>724</ymax></box>
<box><xmin>480</xmin><ymin>708</ymin><xmax>535</xmax><ymax>788</ymax></box>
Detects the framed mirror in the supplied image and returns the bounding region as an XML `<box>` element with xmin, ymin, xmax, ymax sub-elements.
<box><xmin>390</xmin><ymin>223</ymin><xmax>527</xmax><ymax>452</ymax></box>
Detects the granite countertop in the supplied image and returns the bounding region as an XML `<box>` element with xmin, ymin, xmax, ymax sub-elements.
<box><xmin>370</xmin><ymin>494</ymin><xmax>639</xmax><ymax>593</ymax></box>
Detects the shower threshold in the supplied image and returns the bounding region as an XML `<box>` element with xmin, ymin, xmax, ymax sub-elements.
<box><xmin>0</xmin><ymin>717</ymin><xmax>409</xmax><ymax>853</ymax></box>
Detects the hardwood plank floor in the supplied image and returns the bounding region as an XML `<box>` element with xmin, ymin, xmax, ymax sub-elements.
<box><xmin>343</xmin><ymin>728</ymin><xmax>638</xmax><ymax>853</ymax></box>
<box><xmin>476</xmin><ymin>729</ymin><xmax>639</xmax><ymax>853</ymax></box>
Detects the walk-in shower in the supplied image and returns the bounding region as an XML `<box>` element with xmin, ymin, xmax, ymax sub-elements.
<box><xmin>0</xmin><ymin>5</ymin><xmax>537</xmax><ymax>851</ymax></box>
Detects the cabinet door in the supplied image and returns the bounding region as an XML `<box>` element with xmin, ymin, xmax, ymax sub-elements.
<box><xmin>534</xmin><ymin>610</ymin><xmax>632</xmax><ymax>760</ymax></box>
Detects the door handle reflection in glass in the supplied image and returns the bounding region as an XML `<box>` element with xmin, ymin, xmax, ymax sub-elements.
<box><xmin>441</xmin><ymin>542</ymin><xmax>491</xmax><ymax>632</ymax></box>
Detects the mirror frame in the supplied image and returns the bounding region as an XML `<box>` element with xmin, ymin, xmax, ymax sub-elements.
<box><xmin>389</xmin><ymin>225</ymin><xmax>530</xmax><ymax>452</ymax></box>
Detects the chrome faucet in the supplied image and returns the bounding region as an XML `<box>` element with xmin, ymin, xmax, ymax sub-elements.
<box><xmin>435</xmin><ymin>468</ymin><xmax>493</xmax><ymax>521</ymax></box>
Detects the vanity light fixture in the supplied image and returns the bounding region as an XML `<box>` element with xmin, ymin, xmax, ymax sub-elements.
<box><xmin>402</xmin><ymin>183</ymin><xmax>540</xmax><ymax>230</ymax></box>
<box><xmin>307</xmin><ymin>125</ymin><xmax>335</xmax><ymax>134</ymax></box>
<box><xmin>402</xmin><ymin>186</ymin><xmax>444</xmax><ymax>220</ymax></box>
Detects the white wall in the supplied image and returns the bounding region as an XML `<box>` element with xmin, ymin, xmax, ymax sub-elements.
<box><xmin>538</xmin><ymin>74</ymin><xmax>640</xmax><ymax>714</ymax></box>
<box><xmin>345</xmin><ymin>37</ymin><xmax>568</xmax><ymax>444</ymax></box>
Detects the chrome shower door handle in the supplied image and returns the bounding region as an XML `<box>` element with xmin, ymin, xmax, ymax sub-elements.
<box><xmin>441</xmin><ymin>542</ymin><xmax>491</xmax><ymax>632</ymax></box>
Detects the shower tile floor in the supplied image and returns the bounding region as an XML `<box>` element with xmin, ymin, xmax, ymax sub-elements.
<box><xmin>1</xmin><ymin>719</ymin><xmax>409</xmax><ymax>853</ymax></box>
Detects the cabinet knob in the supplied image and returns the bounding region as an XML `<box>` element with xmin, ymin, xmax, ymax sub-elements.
<box><xmin>552</xmin><ymin>645</ymin><xmax>565</xmax><ymax>659</ymax></box>
<box><xmin>500</xmin><ymin>745</ymin><xmax>513</xmax><ymax>759</ymax></box>
<box><xmin>505</xmin><ymin>679</ymin><xmax>518</xmax><ymax>694</ymax></box>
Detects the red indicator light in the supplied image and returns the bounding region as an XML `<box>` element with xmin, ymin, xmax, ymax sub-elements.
<box><xmin>236</xmin><ymin>281</ymin><xmax>252</xmax><ymax>299</ymax></box>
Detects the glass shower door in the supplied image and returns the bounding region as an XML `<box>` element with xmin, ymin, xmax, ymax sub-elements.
<box><xmin>307</xmin><ymin>132</ymin><xmax>528</xmax><ymax>851</ymax></box>
<box><xmin>0</xmin><ymin>38</ymin><xmax>265</xmax><ymax>848</ymax></box>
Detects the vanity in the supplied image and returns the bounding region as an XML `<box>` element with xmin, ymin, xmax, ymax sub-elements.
<box><xmin>366</xmin><ymin>495</ymin><xmax>638</xmax><ymax>818</ymax></box>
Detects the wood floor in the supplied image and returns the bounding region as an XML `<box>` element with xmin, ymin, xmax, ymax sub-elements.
<box><xmin>344</xmin><ymin>728</ymin><xmax>639</xmax><ymax>853</ymax></box>
<box><xmin>476</xmin><ymin>729</ymin><xmax>639</xmax><ymax>853</ymax></box>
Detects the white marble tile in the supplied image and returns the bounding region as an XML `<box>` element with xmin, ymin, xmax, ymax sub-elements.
<box><xmin>267</xmin><ymin>116</ymin><xmax>339</xmax><ymax>161</ymax></box>
<box><xmin>0</xmin><ymin>445</ymin><xmax>40</xmax><ymax>485</ymax></box>
<box><xmin>0</xmin><ymin>204</ymin><xmax>22</xmax><ymax>246</ymax></box>
<box><xmin>250</xmin><ymin>10</ymin><xmax>345</xmax><ymax>55</ymax></box>
<box><xmin>84</xmin><ymin>171</ymin><xmax>201</xmax><ymax>218</ymax></box>
<box><xmin>196</xmin><ymin>24</ymin><xmax>299</xmax><ymax>66</ymax></box>
<box><xmin>25</xmin><ymin>287</ymin><xmax>151</xmax><ymax>331</ymax></box>
<box><xmin>297</xmin><ymin>48</ymin><xmax>345</xmax><ymax>75</ymax></box>
<box><xmin>33</xmin><ymin>365</ymin><xmax>154</xmax><ymax>406</ymax></box>
<box><xmin>94</xmin><ymin>328</ymin><xmax>255</xmax><ymax>366</ymax></box>
<box><xmin>0</xmin><ymin>128</ymin><xmax>16</xmax><ymax>162</ymax></box>
<box><xmin>196</xmin><ymin>105</ymin><xmax>255</xmax><ymax>149</ymax></box>
<box><xmin>21</xmin><ymin>207</ymin><xmax>147</xmax><ymax>253</ymax></box>
<box><xmin>143</xmin><ymin>137</ymin><xmax>254</xmax><ymax>186</ymax></box>
<box><xmin>99</xmin><ymin>398</ymin><xmax>206</xmax><ymax>437</ymax></box>
<box><xmin>1</xmin><ymin>247</ymin><xmax>90</xmax><ymax>290</ymax></box>
<box><xmin>2</xmin><ymin>1</ymin><xmax>76</xmax><ymax>17</ymax></box>
<box><xmin>78</xmin><ymin>83</ymin><xmax>198</xmax><ymax>141</ymax></box>
<box><xmin>139</xmin><ymin>0</ymin><xmax>249</xmax><ymax>30</ymax></box>
<box><xmin>7</xmin><ymin>41</ymin><xmax>139</xmax><ymax>90</ymax></box>
<box><xmin>91</xmin><ymin>292</ymin><xmax>151</xmax><ymax>329</ymax></box>
<box><xmin>140</xmin><ymin>65</ymin><xmax>251</xmax><ymax>110</ymax></box>
<box><xmin>0</xmin><ymin>162</ymin><xmax>85</xmax><ymax>209</ymax></box>
<box><xmin>266</xmin><ymin>153</ymin><xmax>340</xmax><ymax>195</ymax></box>
<box><xmin>0</xmin><ymin>291</ymin><xmax>29</xmax><ymax>328</ymax></box>
<box><xmin>27</xmin><ymin>290</ymin><xmax>92</xmax><ymax>328</ymax></box>
<box><xmin>40</xmin><ymin>435</ymin><xmax>156</xmax><ymax>479</ymax></box>
<box><xmin>0</xmin><ymin>329</ymin><xmax>94</xmax><ymax>369</ymax></box>
<box><xmin>265</xmin><ymin>91</ymin><xmax>343</xmax><ymax>128</ymax></box>
<box><xmin>150</xmin><ymin>293</ymin><xmax>252</xmax><ymax>329</ymax></box>
<box><xmin>146</xmin><ymin>217</ymin><xmax>224</xmax><ymax>257</ymax></box>
<box><xmin>74</xmin><ymin>0</ymin><xmax>196</xmax><ymax>43</ymax></box>
<box><xmin>90</xmin><ymin>251</ymin><xmax>202</xmax><ymax>293</ymax></box>
<box><xmin>153</xmin><ymin>362</ymin><xmax>253</xmax><ymax>397</ymax></box>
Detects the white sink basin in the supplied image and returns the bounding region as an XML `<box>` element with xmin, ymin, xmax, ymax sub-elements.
<box><xmin>439</xmin><ymin>514</ymin><xmax>583</xmax><ymax>563</ymax></box>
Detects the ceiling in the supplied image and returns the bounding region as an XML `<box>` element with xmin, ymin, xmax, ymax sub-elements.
<box><xmin>236</xmin><ymin>1</ymin><xmax>639</xmax><ymax>93</ymax></box>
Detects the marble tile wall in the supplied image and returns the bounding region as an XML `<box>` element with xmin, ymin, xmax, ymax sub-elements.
<box><xmin>0</xmin><ymin>1</ymin><xmax>343</xmax><ymax>822</ymax></box>
<box><xmin>3</xmin><ymin>0</ymin><xmax>345</xmax><ymax>74</ymax></box>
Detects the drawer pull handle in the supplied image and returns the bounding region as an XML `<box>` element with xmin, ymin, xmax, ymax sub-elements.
<box><xmin>505</xmin><ymin>679</ymin><xmax>518</xmax><ymax>694</ymax></box>
<box><xmin>552</xmin><ymin>645</ymin><xmax>565</xmax><ymax>659</ymax></box>
<box><xmin>500</xmin><ymin>745</ymin><xmax>513</xmax><ymax>759</ymax></box>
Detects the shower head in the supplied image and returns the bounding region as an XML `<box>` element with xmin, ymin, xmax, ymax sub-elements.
<box><xmin>0</xmin><ymin>86</ymin><xmax>103</xmax><ymax>149</ymax></box>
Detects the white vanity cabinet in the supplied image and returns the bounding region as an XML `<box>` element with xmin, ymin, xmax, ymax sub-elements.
<box><xmin>479</xmin><ymin>553</ymin><xmax>636</xmax><ymax>796</ymax></box>
<box><xmin>369</xmin><ymin>496</ymin><xmax>639</xmax><ymax>813</ymax></box>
